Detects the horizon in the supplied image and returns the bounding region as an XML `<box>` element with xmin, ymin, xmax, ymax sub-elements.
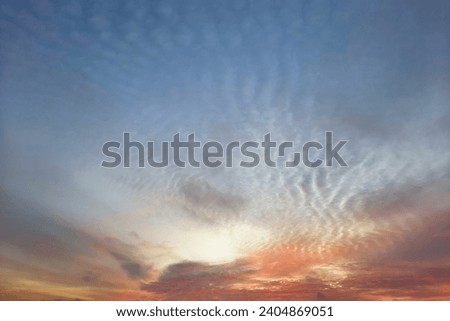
<box><xmin>0</xmin><ymin>0</ymin><xmax>449</xmax><ymax>300</ymax></box>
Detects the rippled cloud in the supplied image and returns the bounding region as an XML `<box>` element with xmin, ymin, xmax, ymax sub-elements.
<box><xmin>0</xmin><ymin>0</ymin><xmax>449</xmax><ymax>300</ymax></box>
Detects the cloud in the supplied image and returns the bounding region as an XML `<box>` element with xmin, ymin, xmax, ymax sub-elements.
<box><xmin>338</xmin><ymin>261</ymin><xmax>450</xmax><ymax>300</ymax></box>
<box><xmin>81</xmin><ymin>271</ymin><xmax>100</xmax><ymax>284</ymax></box>
<box><xmin>0</xmin><ymin>0</ymin><xmax>449</xmax><ymax>300</ymax></box>
<box><xmin>381</xmin><ymin>211</ymin><xmax>450</xmax><ymax>262</ymax></box>
<box><xmin>110</xmin><ymin>251</ymin><xmax>150</xmax><ymax>280</ymax></box>
<box><xmin>0</xmin><ymin>188</ymin><xmax>96</xmax><ymax>261</ymax></box>
<box><xmin>141</xmin><ymin>260</ymin><xmax>255</xmax><ymax>299</ymax></box>
<box><xmin>0</xmin><ymin>188</ymin><xmax>151</xmax><ymax>298</ymax></box>
<box><xmin>179</xmin><ymin>178</ymin><xmax>247</xmax><ymax>224</ymax></box>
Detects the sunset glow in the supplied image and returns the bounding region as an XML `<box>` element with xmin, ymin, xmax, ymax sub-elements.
<box><xmin>1</xmin><ymin>0</ymin><xmax>449</xmax><ymax>301</ymax></box>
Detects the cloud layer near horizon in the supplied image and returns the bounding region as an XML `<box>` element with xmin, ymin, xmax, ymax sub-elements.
<box><xmin>1</xmin><ymin>0</ymin><xmax>449</xmax><ymax>300</ymax></box>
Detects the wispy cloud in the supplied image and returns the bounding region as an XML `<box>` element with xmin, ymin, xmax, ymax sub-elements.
<box><xmin>0</xmin><ymin>0</ymin><xmax>449</xmax><ymax>300</ymax></box>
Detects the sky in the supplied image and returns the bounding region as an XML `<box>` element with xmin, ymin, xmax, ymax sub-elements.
<box><xmin>0</xmin><ymin>0</ymin><xmax>449</xmax><ymax>300</ymax></box>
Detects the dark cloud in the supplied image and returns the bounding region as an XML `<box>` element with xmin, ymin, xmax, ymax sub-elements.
<box><xmin>339</xmin><ymin>262</ymin><xmax>450</xmax><ymax>300</ymax></box>
<box><xmin>159</xmin><ymin>260</ymin><xmax>253</xmax><ymax>282</ymax></box>
<box><xmin>140</xmin><ymin>256</ymin><xmax>450</xmax><ymax>300</ymax></box>
<box><xmin>347</xmin><ymin>181</ymin><xmax>450</xmax><ymax>261</ymax></box>
<box><xmin>179</xmin><ymin>178</ymin><xmax>247</xmax><ymax>224</ymax></box>
<box><xmin>141</xmin><ymin>260</ymin><xmax>358</xmax><ymax>300</ymax></box>
<box><xmin>141</xmin><ymin>260</ymin><xmax>255</xmax><ymax>299</ymax></box>
<box><xmin>129</xmin><ymin>231</ymin><xmax>141</xmax><ymax>240</ymax></box>
<box><xmin>81</xmin><ymin>271</ymin><xmax>100</xmax><ymax>284</ymax></box>
<box><xmin>381</xmin><ymin>211</ymin><xmax>450</xmax><ymax>262</ymax></box>
<box><xmin>110</xmin><ymin>251</ymin><xmax>150</xmax><ymax>280</ymax></box>
<box><xmin>316</xmin><ymin>292</ymin><xmax>327</xmax><ymax>300</ymax></box>
<box><xmin>0</xmin><ymin>188</ymin><xmax>95</xmax><ymax>261</ymax></box>
<box><xmin>0</xmin><ymin>188</ymin><xmax>151</xmax><ymax>297</ymax></box>
<box><xmin>0</xmin><ymin>0</ymin><xmax>449</xmax><ymax>301</ymax></box>
<box><xmin>181</xmin><ymin>179</ymin><xmax>246</xmax><ymax>212</ymax></box>
<box><xmin>357</xmin><ymin>183</ymin><xmax>449</xmax><ymax>220</ymax></box>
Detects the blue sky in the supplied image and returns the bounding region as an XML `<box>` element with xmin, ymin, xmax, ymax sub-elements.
<box><xmin>0</xmin><ymin>0</ymin><xmax>449</xmax><ymax>300</ymax></box>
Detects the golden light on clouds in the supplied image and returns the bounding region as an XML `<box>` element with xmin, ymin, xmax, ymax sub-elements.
<box><xmin>1</xmin><ymin>0</ymin><xmax>450</xmax><ymax>301</ymax></box>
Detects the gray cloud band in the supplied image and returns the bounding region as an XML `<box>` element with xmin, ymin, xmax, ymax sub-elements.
<box><xmin>101</xmin><ymin>132</ymin><xmax>348</xmax><ymax>168</ymax></box>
